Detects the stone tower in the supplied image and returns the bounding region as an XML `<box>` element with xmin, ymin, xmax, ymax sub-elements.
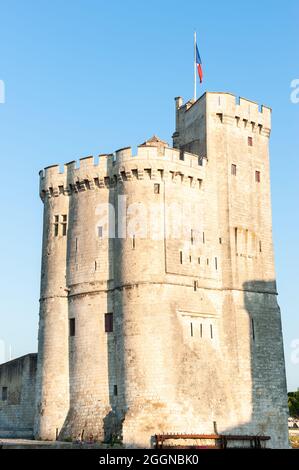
<box><xmin>34</xmin><ymin>92</ymin><xmax>289</xmax><ymax>448</ymax></box>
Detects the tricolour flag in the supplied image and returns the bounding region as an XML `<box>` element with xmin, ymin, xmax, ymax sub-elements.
<box><xmin>196</xmin><ymin>44</ymin><xmax>203</xmax><ymax>83</ymax></box>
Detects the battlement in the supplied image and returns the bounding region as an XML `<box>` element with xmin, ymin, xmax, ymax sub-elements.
<box><xmin>177</xmin><ymin>92</ymin><xmax>271</xmax><ymax>135</ymax></box>
<box><xmin>39</xmin><ymin>142</ymin><xmax>205</xmax><ymax>200</ymax></box>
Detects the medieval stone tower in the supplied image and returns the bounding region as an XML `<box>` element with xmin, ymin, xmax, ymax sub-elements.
<box><xmin>34</xmin><ymin>92</ymin><xmax>289</xmax><ymax>448</ymax></box>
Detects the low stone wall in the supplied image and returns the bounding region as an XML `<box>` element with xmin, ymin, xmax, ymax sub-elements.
<box><xmin>0</xmin><ymin>354</ymin><xmax>37</xmax><ymax>437</ymax></box>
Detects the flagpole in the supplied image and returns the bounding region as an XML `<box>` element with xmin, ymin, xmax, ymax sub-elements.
<box><xmin>194</xmin><ymin>31</ymin><xmax>197</xmax><ymax>102</ymax></box>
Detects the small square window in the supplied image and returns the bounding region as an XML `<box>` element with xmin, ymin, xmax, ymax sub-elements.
<box><xmin>231</xmin><ymin>164</ymin><xmax>237</xmax><ymax>176</ymax></box>
<box><xmin>248</xmin><ymin>136</ymin><xmax>253</xmax><ymax>146</ymax></box>
<box><xmin>105</xmin><ymin>313</ymin><xmax>113</xmax><ymax>333</ymax></box>
<box><xmin>69</xmin><ymin>318</ymin><xmax>75</xmax><ymax>337</ymax></box>
<box><xmin>255</xmin><ymin>170</ymin><xmax>261</xmax><ymax>183</ymax></box>
<box><xmin>2</xmin><ymin>387</ymin><xmax>8</xmax><ymax>401</ymax></box>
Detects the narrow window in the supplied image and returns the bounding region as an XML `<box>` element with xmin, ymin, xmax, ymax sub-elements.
<box><xmin>54</xmin><ymin>215</ymin><xmax>59</xmax><ymax>237</ymax></box>
<box><xmin>2</xmin><ymin>387</ymin><xmax>8</xmax><ymax>401</ymax></box>
<box><xmin>105</xmin><ymin>313</ymin><xmax>113</xmax><ymax>333</ymax></box>
<box><xmin>194</xmin><ymin>281</ymin><xmax>197</xmax><ymax>291</ymax></box>
<box><xmin>210</xmin><ymin>324</ymin><xmax>213</xmax><ymax>339</ymax></box>
<box><xmin>84</xmin><ymin>179</ymin><xmax>90</xmax><ymax>190</ymax></box>
<box><xmin>251</xmin><ymin>318</ymin><xmax>255</xmax><ymax>341</ymax></box>
<box><xmin>49</xmin><ymin>187</ymin><xmax>54</xmax><ymax>196</ymax></box>
<box><xmin>191</xmin><ymin>229</ymin><xmax>194</xmax><ymax>245</ymax></box>
<box><xmin>58</xmin><ymin>185</ymin><xmax>64</xmax><ymax>194</ymax></box>
<box><xmin>75</xmin><ymin>238</ymin><xmax>78</xmax><ymax>252</ymax></box>
<box><xmin>200</xmin><ymin>323</ymin><xmax>203</xmax><ymax>338</ymax></box>
<box><xmin>98</xmin><ymin>226</ymin><xmax>103</xmax><ymax>238</ymax></box>
<box><xmin>202</xmin><ymin>232</ymin><xmax>205</xmax><ymax>244</ymax></box>
<box><xmin>69</xmin><ymin>318</ymin><xmax>75</xmax><ymax>337</ymax></box>
<box><xmin>255</xmin><ymin>170</ymin><xmax>260</xmax><ymax>183</ymax></box>
<box><xmin>94</xmin><ymin>177</ymin><xmax>100</xmax><ymax>188</ymax></box>
<box><xmin>206</xmin><ymin>258</ymin><xmax>209</xmax><ymax>265</ymax></box>
<box><xmin>231</xmin><ymin>164</ymin><xmax>237</xmax><ymax>176</ymax></box>
<box><xmin>179</xmin><ymin>150</ymin><xmax>184</xmax><ymax>161</ymax></box>
<box><xmin>198</xmin><ymin>178</ymin><xmax>202</xmax><ymax>189</ymax></box>
<box><xmin>132</xmin><ymin>169</ymin><xmax>138</xmax><ymax>179</ymax></box>
<box><xmin>215</xmin><ymin>257</ymin><xmax>218</xmax><ymax>270</ymax></box>
<box><xmin>190</xmin><ymin>322</ymin><xmax>193</xmax><ymax>337</ymax></box>
<box><xmin>235</xmin><ymin>227</ymin><xmax>238</xmax><ymax>251</ymax></box>
<box><xmin>104</xmin><ymin>176</ymin><xmax>110</xmax><ymax>187</ymax></box>
<box><xmin>189</xmin><ymin>255</ymin><xmax>192</xmax><ymax>263</ymax></box>
<box><xmin>259</xmin><ymin>241</ymin><xmax>262</xmax><ymax>253</ymax></box>
<box><xmin>132</xmin><ymin>235</ymin><xmax>135</xmax><ymax>249</ymax></box>
<box><xmin>113</xmin><ymin>385</ymin><xmax>118</xmax><ymax>396</ymax></box>
<box><xmin>198</xmin><ymin>156</ymin><xmax>203</xmax><ymax>166</ymax></box>
<box><xmin>198</xmin><ymin>257</ymin><xmax>200</xmax><ymax>264</ymax></box>
<box><xmin>62</xmin><ymin>214</ymin><xmax>67</xmax><ymax>236</ymax></box>
<box><xmin>219</xmin><ymin>237</ymin><xmax>222</xmax><ymax>244</ymax></box>
<box><xmin>179</xmin><ymin>251</ymin><xmax>183</xmax><ymax>264</ymax></box>
<box><xmin>154</xmin><ymin>183</ymin><xmax>160</xmax><ymax>194</ymax></box>
<box><xmin>248</xmin><ymin>136</ymin><xmax>253</xmax><ymax>146</ymax></box>
<box><xmin>95</xmin><ymin>261</ymin><xmax>97</xmax><ymax>271</ymax></box>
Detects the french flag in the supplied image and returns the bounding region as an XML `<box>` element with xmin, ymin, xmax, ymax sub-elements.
<box><xmin>196</xmin><ymin>43</ymin><xmax>203</xmax><ymax>83</ymax></box>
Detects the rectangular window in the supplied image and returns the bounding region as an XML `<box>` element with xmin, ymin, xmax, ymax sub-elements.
<box><xmin>113</xmin><ymin>385</ymin><xmax>118</xmax><ymax>396</ymax></box>
<box><xmin>259</xmin><ymin>241</ymin><xmax>262</xmax><ymax>253</ymax></box>
<box><xmin>210</xmin><ymin>324</ymin><xmax>213</xmax><ymax>339</ymax></box>
<box><xmin>202</xmin><ymin>232</ymin><xmax>205</xmax><ymax>244</ymax></box>
<box><xmin>69</xmin><ymin>318</ymin><xmax>75</xmax><ymax>337</ymax></box>
<box><xmin>235</xmin><ymin>227</ymin><xmax>238</xmax><ymax>251</ymax></box>
<box><xmin>179</xmin><ymin>150</ymin><xmax>184</xmax><ymax>161</ymax></box>
<box><xmin>2</xmin><ymin>387</ymin><xmax>8</xmax><ymax>401</ymax></box>
<box><xmin>154</xmin><ymin>183</ymin><xmax>160</xmax><ymax>194</ymax></box>
<box><xmin>94</xmin><ymin>260</ymin><xmax>97</xmax><ymax>271</ymax></box>
<box><xmin>54</xmin><ymin>223</ymin><xmax>59</xmax><ymax>236</ymax></box>
<box><xmin>194</xmin><ymin>281</ymin><xmax>197</xmax><ymax>291</ymax></box>
<box><xmin>190</xmin><ymin>322</ymin><xmax>193</xmax><ymax>337</ymax></box>
<box><xmin>84</xmin><ymin>179</ymin><xmax>90</xmax><ymax>190</ymax></box>
<box><xmin>206</xmin><ymin>258</ymin><xmax>209</xmax><ymax>265</ymax></box>
<box><xmin>251</xmin><ymin>318</ymin><xmax>255</xmax><ymax>341</ymax></box>
<box><xmin>248</xmin><ymin>136</ymin><xmax>253</xmax><ymax>146</ymax></box>
<box><xmin>215</xmin><ymin>257</ymin><xmax>218</xmax><ymax>270</ymax></box>
<box><xmin>255</xmin><ymin>170</ymin><xmax>261</xmax><ymax>182</ymax></box>
<box><xmin>179</xmin><ymin>251</ymin><xmax>183</xmax><ymax>264</ymax></box>
<box><xmin>98</xmin><ymin>226</ymin><xmax>103</xmax><ymax>238</ymax></box>
<box><xmin>189</xmin><ymin>255</ymin><xmax>192</xmax><ymax>263</ymax></box>
<box><xmin>62</xmin><ymin>215</ymin><xmax>67</xmax><ymax>236</ymax></box>
<box><xmin>132</xmin><ymin>235</ymin><xmax>135</xmax><ymax>249</ymax></box>
<box><xmin>198</xmin><ymin>257</ymin><xmax>200</xmax><ymax>264</ymax></box>
<box><xmin>58</xmin><ymin>185</ymin><xmax>64</xmax><ymax>194</ymax></box>
<box><xmin>219</xmin><ymin>238</ymin><xmax>222</xmax><ymax>244</ymax></box>
<box><xmin>231</xmin><ymin>164</ymin><xmax>237</xmax><ymax>176</ymax></box>
<box><xmin>94</xmin><ymin>177</ymin><xmax>100</xmax><ymax>188</ymax></box>
<box><xmin>198</xmin><ymin>156</ymin><xmax>203</xmax><ymax>166</ymax></box>
<box><xmin>105</xmin><ymin>313</ymin><xmax>113</xmax><ymax>333</ymax></box>
<box><xmin>200</xmin><ymin>323</ymin><xmax>203</xmax><ymax>338</ymax></box>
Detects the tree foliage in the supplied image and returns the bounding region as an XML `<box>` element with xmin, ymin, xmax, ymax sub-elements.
<box><xmin>288</xmin><ymin>391</ymin><xmax>299</xmax><ymax>417</ymax></box>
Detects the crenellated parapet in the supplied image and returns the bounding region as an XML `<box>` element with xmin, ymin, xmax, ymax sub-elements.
<box><xmin>39</xmin><ymin>142</ymin><xmax>206</xmax><ymax>200</ymax></box>
<box><xmin>176</xmin><ymin>92</ymin><xmax>271</xmax><ymax>137</ymax></box>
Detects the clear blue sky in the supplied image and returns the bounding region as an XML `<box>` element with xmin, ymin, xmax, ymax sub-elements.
<box><xmin>0</xmin><ymin>0</ymin><xmax>298</xmax><ymax>390</ymax></box>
